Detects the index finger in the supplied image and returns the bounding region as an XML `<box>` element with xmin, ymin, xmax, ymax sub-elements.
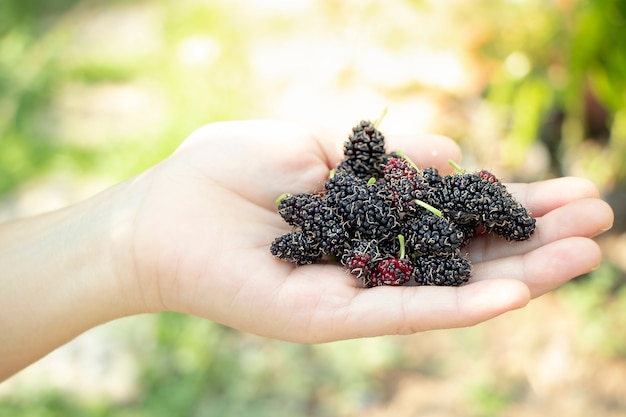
<box><xmin>386</xmin><ymin>133</ymin><xmax>462</xmax><ymax>175</ymax></box>
<box><xmin>505</xmin><ymin>176</ymin><xmax>600</xmax><ymax>217</ymax></box>
<box><xmin>311</xmin><ymin>123</ymin><xmax>462</xmax><ymax>174</ymax></box>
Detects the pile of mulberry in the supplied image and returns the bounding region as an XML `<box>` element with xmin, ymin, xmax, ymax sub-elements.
<box><xmin>270</xmin><ymin>118</ymin><xmax>536</xmax><ymax>287</ymax></box>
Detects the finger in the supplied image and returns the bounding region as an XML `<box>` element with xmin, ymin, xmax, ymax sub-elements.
<box><xmin>178</xmin><ymin>120</ymin><xmax>332</xmax><ymax>206</ymax></box>
<box><xmin>385</xmin><ymin>133</ymin><xmax>462</xmax><ymax>174</ymax></box>
<box><xmin>254</xmin><ymin>262</ymin><xmax>529</xmax><ymax>342</ymax></box>
<box><xmin>309</xmin><ymin>279</ymin><xmax>531</xmax><ymax>341</ymax></box>
<box><xmin>468</xmin><ymin>198</ymin><xmax>614</xmax><ymax>263</ymax></box>
<box><xmin>504</xmin><ymin>177</ymin><xmax>600</xmax><ymax>217</ymax></box>
<box><xmin>470</xmin><ymin>237</ymin><xmax>602</xmax><ymax>298</ymax></box>
<box><xmin>312</xmin><ymin>124</ymin><xmax>462</xmax><ymax>174</ymax></box>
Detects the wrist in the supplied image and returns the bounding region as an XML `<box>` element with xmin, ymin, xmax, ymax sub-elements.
<box><xmin>106</xmin><ymin>173</ymin><xmax>168</xmax><ymax>315</ymax></box>
<box><xmin>0</xmin><ymin>179</ymin><xmax>154</xmax><ymax>379</ymax></box>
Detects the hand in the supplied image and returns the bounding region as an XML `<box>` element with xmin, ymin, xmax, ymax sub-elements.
<box><xmin>114</xmin><ymin>120</ymin><xmax>614</xmax><ymax>342</ymax></box>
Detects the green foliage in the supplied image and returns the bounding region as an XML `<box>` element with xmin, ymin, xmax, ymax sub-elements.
<box><xmin>0</xmin><ymin>313</ymin><xmax>398</xmax><ymax>416</ymax></box>
<box><xmin>560</xmin><ymin>263</ymin><xmax>626</xmax><ymax>358</ymax></box>
<box><xmin>0</xmin><ymin>0</ymin><xmax>256</xmax><ymax>196</ymax></box>
<box><xmin>0</xmin><ymin>390</ymin><xmax>110</xmax><ymax>417</ymax></box>
<box><xmin>570</xmin><ymin>0</ymin><xmax>626</xmax><ymax>112</ymax></box>
<box><xmin>122</xmin><ymin>314</ymin><xmax>398</xmax><ymax>417</ymax></box>
<box><xmin>476</xmin><ymin>0</ymin><xmax>626</xmax><ymax>182</ymax></box>
<box><xmin>0</xmin><ymin>0</ymin><xmax>81</xmax><ymax>35</ymax></box>
<box><xmin>467</xmin><ymin>378</ymin><xmax>521</xmax><ymax>417</ymax></box>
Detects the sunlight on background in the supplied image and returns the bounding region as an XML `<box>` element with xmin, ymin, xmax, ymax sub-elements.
<box><xmin>1</xmin><ymin>0</ymin><xmax>626</xmax><ymax>416</ymax></box>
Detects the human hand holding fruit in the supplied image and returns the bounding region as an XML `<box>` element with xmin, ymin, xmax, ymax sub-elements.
<box><xmin>118</xmin><ymin>120</ymin><xmax>613</xmax><ymax>342</ymax></box>
<box><xmin>0</xmin><ymin>119</ymin><xmax>614</xmax><ymax>380</ymax></box>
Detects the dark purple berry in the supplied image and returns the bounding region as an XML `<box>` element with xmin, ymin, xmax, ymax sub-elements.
<box><xmin>270</xmin><ymin>231</ymin><xmax>323</xmax><ymax>265</ymax></box>
<box><xmin>403</xmin><ymin>211</ymin><xmax>465</xmax><ymax>254</ymax></box>
<box><xmin>433</xmin><ymin>173</ymin><xmax>535</xmax><ymax>241</ymax></box>
<box><xmin>341</xmin><ymin>240</ymin><xmax>383</xmax><ymax>280</ymax></box>
<box><xmin>325</xmin><ymin>170</ymin><xmax>400</xmax><ymax>242</ymax></box>
<box><xmin>413</xmin><ymin>251</ymin><xmax>472</xmax><ymax>286</ymax></box>
<box><xmin>277</xmin><ymin>193</ymin><xmax>348</xmax><ymax>256</ymax></box>
<box><xmin>337</xmin><ymin>120</ymin><xmax>386</xmax><ymax>179</ymax></box>
<box><xmin>382</xmin><ymin>157</ymin><xmax>428</xmax><ymax>212</ymax></box>
<box><xmin>277</xmin><ymin>193</ymin><xmax>322</xmax><ymax>227</ymax></box>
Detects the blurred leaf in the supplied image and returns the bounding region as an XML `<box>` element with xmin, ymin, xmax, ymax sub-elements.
<box><xmin>503</xmin><ymin>78</ymin><xmax>553</xmax><ymax>167</ymax></box>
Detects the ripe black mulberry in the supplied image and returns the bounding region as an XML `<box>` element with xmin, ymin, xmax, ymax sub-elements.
<box><xmin>337</xmin><ymin>120</ymin><xmax>387</xmax><ymax>179</ymax></box>
<box><xmin>403</xmin><ymin>211</ymin><xmax>465</xmax><ymax>254</ymax></box>
<box><xmin>413</xmin><ymin>251</ymin><xmax>472</xmax><ymax>286</ymax></box>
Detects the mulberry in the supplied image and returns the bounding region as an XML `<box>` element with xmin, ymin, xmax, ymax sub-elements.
<box><xmin>370</xmin><ymin>258</ymin><xmax>413</xmax><ymax>287</ymax></box>
<box><xmin>277</xmin><ymin>192</ymin><xmax>347</xmax><ymax>256</ymax></box>
<box><xmin>337</xmin><ymin>120</ymin><xmax>387</xmax><ymax>179</ymax></box>
<box><xmin>434</xmin><ymin>173</ymin><xmax>536</xmax><ymax>241</ymax></box>
<box><xmin>341</xmin><ymin>240</ymin><xmax>383</xmax><ymax>280</ymax></box>
<box><xmin>270</xmin><ymin>231</ymin><xmax>323</xmax><ymax>265</ymax></box>
<box><xmin>413</xmin><ymin>251</ymin><xmax>472</xmax><ymax>286</ymax></box>
<box><xmin>422</xmin><ymin>167</ymin><xmax>443</xmax><ymax>206</ymax></box>
<box><xmin>489</xmin><ymin>205</ymin><xmax>537</xmax><ymax>241</ymax></box>
<box><xmin>325</xmin><ymin>170</ymin><xmax>400</xmax><ymax>242</ymax></box>
<box><xmin>277</xmin><ymin>192</ymin><xmax>323</xmax><ymax>227</ymax></box>
<box><xmin>403</xmin><ymin>211</ymin><xmax>465</xmax><ymax>254</ymax></box>
<box><xmin>422</xmin><ymin>167</ymin><xmax>442</xmax><ymax>185</ymax></box>
<box><xmin>383</xmin><ymin>157</ymin><xmax>428</xmax><ymax>212</ymax></box>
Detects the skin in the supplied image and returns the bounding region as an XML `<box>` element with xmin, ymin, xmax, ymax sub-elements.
<box><xmin>0</xmin><ymin>120</ymin><xmax>614</xmax><ymax>381</ymax></box>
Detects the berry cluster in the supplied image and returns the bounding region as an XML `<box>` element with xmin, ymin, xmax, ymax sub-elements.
<box><xmin>270</xmin><ymin>119</ymin><xmax>536</xmax><ymax>287</ymax></box>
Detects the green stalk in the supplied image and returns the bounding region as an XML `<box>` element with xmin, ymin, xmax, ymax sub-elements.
<box><xmin>398</xmin><ymin>234</ymin><xmax>406</xmax><ymax>259</ymax></box>
<box><xmin>414</xmin><ymin>199</ymin><xmax>443</xmax><ymax>218</ymax></box>
<box><xmin>395</xmin><ymin>150</ymin><xmax>419</xmax><ymax>171</ymax></box>
<box><xmin>275</xmin><ymin>193</ymin><xmax>290</xmax><ymax>205</ymax></box>
<box><xmin>448</xmin><ymin>159</ymin><xmax>466</xmax><ymax>173</ymax></box>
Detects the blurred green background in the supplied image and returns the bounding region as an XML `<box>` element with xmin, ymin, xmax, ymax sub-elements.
<box><xmin>1</xmin><ymin>0</ymin><xmax>625</xmax><ymax>416</ymax></box>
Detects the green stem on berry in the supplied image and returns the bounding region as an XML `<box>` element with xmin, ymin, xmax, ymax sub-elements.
<box><xmin>395</xmin><ymin>150</ymin><xmax>420</xmax><ymax>171</ymax></box>
<box><xmin>373</xmin><ymin>106</ymin><xmax>388</xmax><ymax>129</ymax></box>
<box><xmin>414</xmin><ymin>199</ymin><xmax>443</xmax><ymax>217</ymax></box>
<box><xmin>398</xmin><ymin>234</ymin><xmax>406</xmax><ymax>259</ymax></box>
<box><xmin>275</xmin><ymin>193</ymin><xmax>290</xmax><ymax>205</ymax></box>
<box><xmin>367</xmin><ymin>177</ymin><xmax>377</xmax><ymax>187</ymax></box>
<box><xmin>448</xmin><ymin>159</ymin><xmax>467</xmax><ymax>174</ymax></box>
<box><xmin>329</xmin><ymin>169</ymin><xmax>336</xmax><ymax>179</ymax></box>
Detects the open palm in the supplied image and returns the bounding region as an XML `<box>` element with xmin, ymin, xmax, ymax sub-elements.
<box><xmin>121</xmin><ymin>120</ymin><xmax>613</xmax><ymax>343</ymax></box>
